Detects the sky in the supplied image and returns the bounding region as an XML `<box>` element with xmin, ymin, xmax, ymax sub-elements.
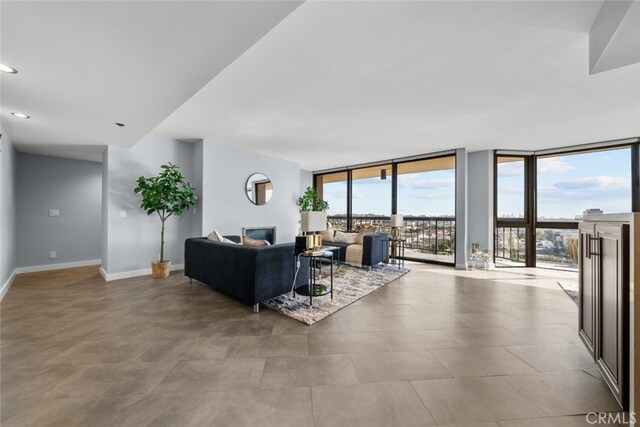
<box><xmin>498</xmin><ymin>147</ymin><xmax>632</xmax><ymax>220</ymax></box>
<box><xmin>324</xmin><ymin>169</ymin><xmax>456</xmax><ymax>217</ymax></box>
<box><xmin>322</xmin><ymin>147</ymin><xmax>633</xmax><ymax>220</ymax></box>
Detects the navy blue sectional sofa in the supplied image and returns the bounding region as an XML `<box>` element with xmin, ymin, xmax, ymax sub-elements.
<box><xmin>184</xmin><ymin>235</ymin><xmax>308</xmax><ymax>312</ymax></box>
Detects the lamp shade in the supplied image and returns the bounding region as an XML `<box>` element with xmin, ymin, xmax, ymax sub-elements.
<box><xmin>390</xmin><ymin>214</ymin><xmax>404</xmax><ymax>227</ymax></box>
<box><xmin>301</xmin><ymin>211</ymin><xmax>327</xmax><ymax>232</ymax></box>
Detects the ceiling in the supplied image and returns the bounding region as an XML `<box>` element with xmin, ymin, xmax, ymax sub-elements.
<box><xmin>0</xmin><ymin>0</ymin><xmax>302</xmax><ymax>162</ymax></box>
<box><xmin>2</xmin><ymin>1</ymin><xmax>640</xmax><ymax>170</ymax></box>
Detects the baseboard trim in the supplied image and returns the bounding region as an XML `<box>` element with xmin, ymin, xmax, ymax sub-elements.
<box><xmin>14</xmin><ymin>259</ymin><xmax>102</xmax><ymax>275</ymax></box>
<box><xmin>100</xmin><ymin>263</ymin><xmax>185</xmax><ymax>282</ymax></box>
<box><xmin>0</xmin><ymin>270</ymin><xmax>17</xmax><ymax>301</ymax></box>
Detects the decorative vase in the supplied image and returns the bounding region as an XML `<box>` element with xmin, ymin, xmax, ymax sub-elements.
<box><xmin>482</xmin><ymin>249</ymin><xmax>491</xmax><ymax>270</ymax></box>
<box><xmin>151</xmin><ymin>260</ymin><xmax>171</xmax><ymax>278</ymax></box>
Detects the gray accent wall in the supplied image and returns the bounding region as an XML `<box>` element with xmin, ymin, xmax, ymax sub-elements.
<box><xmin>201</xmin><ymin>140</ymin><xmax>301</xmax><ymax>244</ymax></box>
<box><xmin>102</xmin><ymin>134</ymin><xmax>195</xmax><ymax>275</ymax></box>
<box><xmin>16</xmin><ymin>153</ymin><xmax>102</xmax><ymax>268</ymax></box>
<box><xmin>0</xmin><ymin>130</ymin><xmax>17</xmax><ymax>288</ymax></box>
<box><xmin>191</xmin><ymin>140</ymin><xmax>204</xmax><ymax>238</ymax></box>
<box><xmin>101</xmin><ymin>150</ymin><xmax>109</xmax><ymax>271</ymax></box>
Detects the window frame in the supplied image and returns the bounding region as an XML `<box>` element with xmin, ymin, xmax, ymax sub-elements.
<box><xmin>494</xmin><ymin>140</ymin><xmax>640</xmax><ymax>269</ymax></box>
<box><xmin>313</xmin><ymin>151</ymin><xmax>458</xmax><ymax>266</ymax></box>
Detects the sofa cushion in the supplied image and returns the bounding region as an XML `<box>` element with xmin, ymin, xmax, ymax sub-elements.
<box><xmin>335</xmin><ymin>230</ymin><xmax>357</xmax><ymax>244</ymax></box>
<box><xmin>355</xmin><ymin>226</ymin><xmax>376</xmax><ymax>244</ymax></box>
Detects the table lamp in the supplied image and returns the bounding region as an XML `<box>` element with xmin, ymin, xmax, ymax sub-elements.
<box><xmin>390</xmin><ymin>214</ymin><xmax>404</xmax><ymax>239</ymax></box>
<box><xmin>301</xmin><ymin>211</ymin><xmax>327</xmax><ymax>253</ymax></box>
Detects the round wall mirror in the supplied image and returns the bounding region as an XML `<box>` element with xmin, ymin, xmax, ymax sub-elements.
<box><xmin>245</xmin><ymin>173</ymin><xmax>273</xmax><ymax>205</ymax></box>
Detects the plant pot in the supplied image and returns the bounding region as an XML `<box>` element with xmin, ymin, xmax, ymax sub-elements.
<box><xmin>151</xmin><ymin>260</ymin><xmax>171</xmax><ymax>279</ymax></box>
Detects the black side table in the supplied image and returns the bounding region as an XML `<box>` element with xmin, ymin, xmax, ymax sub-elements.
<box><xmin>382</xmin><ymin>237</ymin><xmax>406</xmax><ymax>268</ymax></box>
<box><xmin>293</xmin><ymin>250</ymin><xmax>334</xmax><ymax>307</ymax></box>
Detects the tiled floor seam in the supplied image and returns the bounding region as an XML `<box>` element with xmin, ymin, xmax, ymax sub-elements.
<box><xmin>407</xmin><ymin>380</ymin><xmax>437</xmax><ymax>425</ymax></box>
<box><xmin>501</xmin><ymin>345</ymin><xmax>549</xmax><ymax>373</ymax></box>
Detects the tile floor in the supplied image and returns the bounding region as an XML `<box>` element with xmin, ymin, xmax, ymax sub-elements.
<box><xmin>1</xmin><ymin>263</ymin><xmax>625</xmax><ymax>426</ymax></box>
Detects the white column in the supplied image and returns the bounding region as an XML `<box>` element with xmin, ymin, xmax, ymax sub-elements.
<box><xmin>455</xmin><ymin>148</ymin><xmax>468</xmax><ymax>269</ymax></box>
<box><xmin>467</xmin><ymin>151</ymin><xmax>495</xmax><ymax>268</ymax></box>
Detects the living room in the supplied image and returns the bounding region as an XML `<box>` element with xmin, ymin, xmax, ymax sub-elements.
<box><xmin>1</xmin><ymin>1</ymin><xmax>640</xmax><ymax>426</ymax></box>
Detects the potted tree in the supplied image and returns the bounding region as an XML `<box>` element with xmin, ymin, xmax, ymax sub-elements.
<box><xmin>134</xmin><ymin>163</ymin><xmax>197</xmax><ymax>278</ymax></box>
<box><xmin>297</xmin><ymin>186</ymin><xmax>329</xmax><ymax>250</ymax></box>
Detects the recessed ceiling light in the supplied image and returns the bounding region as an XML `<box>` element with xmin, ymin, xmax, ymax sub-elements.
<box><xmin>0</xmin><ymin>64</ymin><xmax>18</xmax><ymax>74</ymax></box>
<box><xmin>115</xmin><ymin>122</ymin><xmax>125</xmax><ymax>127</ymax></box>
<box><xmin>11</xmin><ymin>112</ymin><xmax>30</xmax><ymax>119</ymax></box>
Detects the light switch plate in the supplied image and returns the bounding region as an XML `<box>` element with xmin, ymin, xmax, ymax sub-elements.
<box><xmin>49</xmin><ymin>251</ymin><xmax>57</xmax><ymax>259</ymax></box>
<box><xmin>48</xmin><ymin>209</ymin><xmax>60</xmax><ymax>217</ymax></box>
<box><xmin>120</xmin><ymin>210</ymin><xmax>127</xmax><ymax>218</ymax></box>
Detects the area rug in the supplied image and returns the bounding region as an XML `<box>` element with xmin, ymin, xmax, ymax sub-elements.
<box><xmin>263</xmin><ymin>264</ymin><xmax>410</xmax><ymax>325</ymax></box>
<box><xmin>558</xmin><ymin>280</ymin><xmax>579</xmax><ymax>306</ymax></box>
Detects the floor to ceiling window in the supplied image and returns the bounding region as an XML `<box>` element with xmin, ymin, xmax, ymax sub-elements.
<box><xmin>397</xmin><ymin>156</ymin><xmax>456</xmax><ymax>263</ymax></box>
<box><xmin>494</xmin><ymin>156</ymin><xmax>528</xmax><ymax>266</ymax></box>
<box><xmin>535</xmin><ymin>147</ymin><xmax>632</xmax><ymax>270</ymax></box>
<box><xmin>314</xmin><ymin>152</ymin><xmax>457</xmax><ymax>266</ymax></box>
<box><xmin>494</xmin><ymin>141</ymin><xmax>637</xmax><ymax>271</ymax></box>
<box><xmin>315</xmin><ymin>171</ymin><xmax>348</xmax><ymax>231</ymax></box>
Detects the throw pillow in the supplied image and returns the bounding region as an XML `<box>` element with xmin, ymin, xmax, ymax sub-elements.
<box><xmin>334</xmin><ymin>230</ymin><xmax>357</xmax><ymax>244</ymax></box>
<box><xmin>206</xmin><ymin>230</ymin><xmax>224</xmax><ymax>242</ymax></box>
<box><xmin>320</xmin><ymin>223</ymin><xmax>335</xmax><ymax>243</ymax></box>
<box><xmin>207</xmin><ymin>231</ymin><xmax>237</xmax><ymax>244</ymax></box>
<box><xmin>243</xmin><ymin>235</ymin><xmax>269</xmax><ymax>247</ymax></box>
<box><xmin>355</xmin><ymin>226</ymin><xmax>376</xmax><ymax>244</ymax></box>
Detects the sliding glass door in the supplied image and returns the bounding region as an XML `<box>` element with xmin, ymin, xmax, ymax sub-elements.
<box><xmin>494</xmin><ymin>156</ymin><xmax>529</xmax><ymax>266</ymax></box>
<box><xmin>397</xmin><ymin>156</ymin><xmax>456</xmax><ymax>263</ymax></box>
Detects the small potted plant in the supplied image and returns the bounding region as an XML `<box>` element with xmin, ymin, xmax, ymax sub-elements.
<box><xmin>134</xmin><ymin>163</ymin><xmax>197</xmax><ymax>278</ymax></box>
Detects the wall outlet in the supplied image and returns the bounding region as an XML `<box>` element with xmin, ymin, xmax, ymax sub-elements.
<box><xmin>120</xmin><ymin>210</ymin><xmax>127</xmax><ymax>218</ymax></box>
<box><xmin>48</xmin><ymin>209</ymin><xmax>60</xmax><ymax>217</ymax></box>
<box><xmin>49</xmin><ymin>251</ymin><xmax>57</xmax><ymax>259</ymax></box>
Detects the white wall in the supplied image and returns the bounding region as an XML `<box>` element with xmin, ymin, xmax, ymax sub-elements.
<box><xmin>455</xmin><ymin>148</ymin><xmax>468</xmax><ymax>269</ymax></box>
<box><xmin>102</xmin><ymin>134</ymin><xmax>195</xmax><ymax>279</ymax></box>
<box><xmin>201</xmin><ymin>140</ymin><xmax>302</xmax><ymax>243</ymax></box>
<box><xmin>16</xmin><ymin>153</ymin><xmax>102</xmax><ymax>268</ymax></box>
<box><xmin>100</xmin><ymin>135</ymin><xmax>305</xmax><ymax>280</ymax></box>
<box><xmin>299</xmin><ymin>169</ymin><xmax>313</xmax><ymax>195</ymax></box>
<box><xmin>0</xmin><ymin>130</ymin><xmax>17</xmax><ymax>298</ymax></box>
<box><xmin>467</xmin><ymin>150</ymin><xmax>494</xmax><ymax>262</ymax></box>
